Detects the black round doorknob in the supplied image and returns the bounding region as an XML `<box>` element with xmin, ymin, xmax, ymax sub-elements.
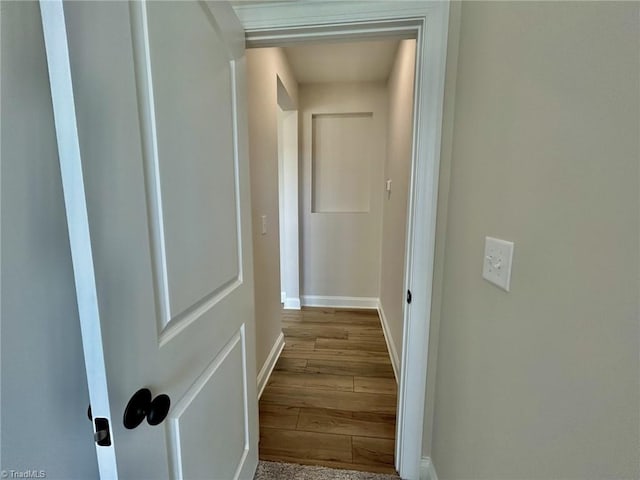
<box><xmin>147</xmin><ymin>394</ymin><xmax>171</xmax><ymax>426</ymax></box>
<box><xmin>123</xmin><ymin>388</ymin><xmax>153</xmax><ymax>429</ymax></box>
<box><xmin>123</xmin><ymin>388</ymin><xmax>171</xmax><ymax>429</ymax></box>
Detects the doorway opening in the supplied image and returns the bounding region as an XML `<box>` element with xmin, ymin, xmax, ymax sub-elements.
<box><xmin>239</xmin><ymin>4</ymin><xmax>450</xmax><ymax>477</ymax></box>
<box><xmin>247</xmin><ymin>36</ymin><xmax>417</xmax><ymax>476</ymax></box>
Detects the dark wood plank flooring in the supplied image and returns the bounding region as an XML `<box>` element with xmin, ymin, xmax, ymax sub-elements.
<box><xmin>258</xmin><ymin>307</ymin><xmax>398</xmax><ymax>474</ymax></box>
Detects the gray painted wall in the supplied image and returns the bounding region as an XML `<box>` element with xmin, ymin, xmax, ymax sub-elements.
<box><xmin>1</xmin><ymin>2</ymin><xmax>98</xmax><ymax>478</ymax></box>
<box><xmin>428</xmin><ymin>2</ymin><xmax>640</xmax><ymax>479</ymax></box>
<box><xmin>379</xmin><ymin>39</ymin><xmax>416</xmax><ymax>365</ymax></box>
<box><xmin>246</xmin><ymin>48</ymin><xmax>298</xmax><ymax>370</ymax></box>
<box><xmin>299</xmin><ymin>82</ymin><xmax>387</xmax><ymax>299</ymax></box>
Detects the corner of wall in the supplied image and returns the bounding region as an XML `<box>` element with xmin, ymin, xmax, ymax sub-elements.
<box><xmin>377</xmin><ymin>300</ymin><xmax>400</xmax><ymax>382</ymax></box>
<box><xmin>283</xmin><ymin>297</ymin><xmax>301</xmax><ymax>310</ymax></box>
<box><xmin>246</xmin><ymin>46</ymin><xmax>299</xmax><ymax>375</ymax></box>
<box><xmin>420</xmin><ymin>457</ymin><xmax>438</xmax><ymax>480</ymax></box>
<box><xmin>257</xmin><ymin>332</ymin><xmax>285</xmax><ymax>398</ymax></box>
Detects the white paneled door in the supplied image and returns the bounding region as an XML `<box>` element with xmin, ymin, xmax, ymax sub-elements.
<box><xmin>41</xmin><ymin>1</ymin><xmax>257</xmax><ymax>478</ymax></box>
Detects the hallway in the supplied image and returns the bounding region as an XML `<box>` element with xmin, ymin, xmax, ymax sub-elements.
<box><xmin>258</xmin><ymin>308</ymin><xmax>398</xmax><ymax>474</ymax></box>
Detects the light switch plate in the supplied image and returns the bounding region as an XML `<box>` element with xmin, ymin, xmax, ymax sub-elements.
<box><xmin>482</xmin><ymin>236</ymin><xmax>514</xmax><ymax>291</ymax></box>
<box><xmin>261</xmin><ymin>215</ymin><xmax>267</xmax><ymax>235</ymax></box>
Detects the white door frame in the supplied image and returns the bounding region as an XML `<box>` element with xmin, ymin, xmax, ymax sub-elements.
<box><xmin>276</xmin><ymin>78</ymin><xmax>301</xmax><ymax>311</ymax></box>
<box><xmin>233</xmin><ymin>2</ymin><xmax>449</xmax><ymax>479</ymax></box>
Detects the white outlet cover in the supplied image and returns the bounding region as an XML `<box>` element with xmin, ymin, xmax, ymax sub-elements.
<box><xmin>482</xmin><ymin>236</ymin><xmax>514</xmax><ymax>291</ymax></box>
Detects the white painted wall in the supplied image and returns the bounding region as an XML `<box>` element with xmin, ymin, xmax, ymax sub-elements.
<box><xmin>379</xmin><ymin>40</ymin><xmax>416</xmax><ymax>367</ymax></box>
<box><xmin>1</xmin><ymin>2</ymin><xmax>98</xmax><ymax>477</ymax></box>
<box><xmin>277</xmin><ymin>107</ymin><xmax>300</xmax><ymax>310</ymax></box>
<box><xmin>428</xmin><ymin>2</ymin><xmax>640</xmax><ymax>479</ymax></box>
<box><xmin>246</xmin><ymin>48</ymin><xmax>298</xmax><ymax>371</ymax></box>
<box><xmin>278</xmin><ymin>107</ymin><xmax>286</xmax><ymax>301</ymax></box>
<box><xmin>299</xmin><ymin>82</ymin><xmax>387</xmax><ymax>301</ymax></box>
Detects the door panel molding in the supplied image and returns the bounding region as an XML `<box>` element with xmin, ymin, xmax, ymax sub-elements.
<box><xmin>129</xmin><ymin>0</ymin><xmax>171</xmax><ymax>332</ymax></box>
<box><xmin>158</xmin><ymin>278</ymin><xmax>243</xmax><ymax>347</ymax></box>
<box><xmin>168</xmin><ymin>325</ymin><xmax>250</xmax><ymax>480</ymax></box>
<box><xmin>130</xmin><ymin>1</ymin><xmax>246</xmax><ymax>346</ymax></box>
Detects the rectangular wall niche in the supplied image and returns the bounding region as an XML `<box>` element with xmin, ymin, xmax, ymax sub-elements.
<box><xmin>312</xmin><ymin>112</ymin><xmax>373</xmax><ymax>213</ymax></box>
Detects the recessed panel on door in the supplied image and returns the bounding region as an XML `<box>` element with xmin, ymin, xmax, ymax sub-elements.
<box><xmin>144</xmin><ymin>2</ymin><xmax>240</xmax><ymax>325</ymax></box>
<box><xmin>168</xmin><ymin>328</ymin><xmax>249</xmax><ymax>480</ymax></box>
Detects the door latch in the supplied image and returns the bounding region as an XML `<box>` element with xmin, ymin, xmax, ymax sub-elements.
<box><xmin>87</xmin><ymin>406</ymin><xmax>112</xmax><ymax>446</ymax></box>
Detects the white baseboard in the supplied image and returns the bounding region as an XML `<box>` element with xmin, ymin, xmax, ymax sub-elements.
<box><xmin>376</xmin><ymin>300</ymin><xmax>400</xmax><ymax>383</ymax></box>
<box><xmin>300</xmin><ymin>295</ymin><xmax>379</xmax><ymax>309</ymax></box>
<box><xmin>420</xmin><ymin>457</ymin><xmax>438</xmax><ymax>480</ymax></box>
<box><xmin>281</xmin><ymin>291</ymin><xmax>286</xmax><ymax>303</ymax></box>
<box><xmin>257</xmin><ymin>332</ymin><xmax>285</xmax><ymax>399</ymax></box>
<box><xmin>283</xmin><ymin>297</ymin><xmax>301</xmax><ymax>310</ymax></box>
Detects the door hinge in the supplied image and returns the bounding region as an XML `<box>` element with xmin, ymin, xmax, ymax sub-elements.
<box><xmin>406</xmin><ymin>289</ymin><xmax>412</xmax><ymax>304</ymax></box>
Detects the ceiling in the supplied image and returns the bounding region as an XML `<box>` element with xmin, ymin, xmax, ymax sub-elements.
<box><xmin>283</xmin><ymin>39</ymin><xmax>401</xmax><ymax>85</ymax></box>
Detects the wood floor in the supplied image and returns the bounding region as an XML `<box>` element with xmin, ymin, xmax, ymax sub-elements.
<box><xmin>258</xmin><ymin>307</ymin><xmax>398</xmax><ymax>475</ymax></box>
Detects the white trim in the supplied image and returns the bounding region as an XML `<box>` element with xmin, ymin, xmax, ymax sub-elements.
<box><xmin>235</xmin><ymin>4</ymin><xmax>449</xmax><ymax>479</ymax></box>
<box><xmin>300</xmin><ymin>295</ymin><xmax>379</xmax><ymax>310</ymax></box>
<box><xmin>283</xmin><ymin>297</ymin><xmax>301</xmax><ymax>310</ymax></box>
<box><xmin>376</xmin><ymin>301</ymin><xmax>400</xmax><ymax>383</ymax></box>
<box><xmin>256</xmin><ymin>332</ymin><xmax>285</xmax><ymax>399</ymax></box>
<box><xmin>420</xmin><ymin>457</ymin><xmax>438</xmax><ymax>480</ymax></box>
<box><xmin>234</xmin><ymin>1</ymin><xmax>443</xmax><ymax>33</ymax></box>
<box><xmin>39</xmin><ymin>2</ymin><xmax>118</xmax><ymax>477</ymax></box>
<box><xmin>281</xmin><ymin>291</ymin><xmax>286</xmax><ymax>304</ymax></box>
<box><xmin>396</xmin><ymin>6</ymin><xmax>449</xmax><ymax>478</ymax></box>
